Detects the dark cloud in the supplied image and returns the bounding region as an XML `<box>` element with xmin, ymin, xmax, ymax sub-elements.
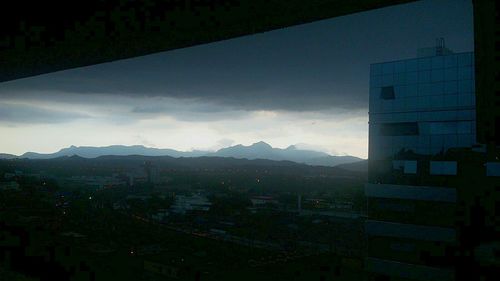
<box><xmin>130</xmin><ymin>102</ymin><xmax>251</xmax><ymax>122</ymax></box>
<box><xmin>0</xmin><ymin>0</ymin><xmax>473</xmax><ymax>114</ymax></box>
<box><xmin>0</xmin><ymin>103</ymin><xmax>89</xmax><ymax>124</ymax></box>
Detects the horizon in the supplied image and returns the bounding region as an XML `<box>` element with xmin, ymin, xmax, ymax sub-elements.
<box><xmin>2</xmin><ymin>141</ymin><xmax>362</xmax><ymax>158</ymax></box>
<box><xmin>0</xmin><ymin>0</ymin><xmax>474</xmax><ymax>159</ymax></box>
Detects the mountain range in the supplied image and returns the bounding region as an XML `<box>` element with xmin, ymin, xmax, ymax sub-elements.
<box><xmin>0</xmin><ymin>142</ymin><xmax>364</xmax><ymax>167</ymax></box>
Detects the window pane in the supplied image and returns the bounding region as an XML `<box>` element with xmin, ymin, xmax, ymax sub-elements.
<box><xmin>444</xmin><ymin>55</ymin><xmax>458</xmax><ymax>68</ymax></box>
<box><xmin>431</xmin><ymin>69</ymin><xmax>444</xmax><ymax>82</ymax></box>
<box><xmin>380</xmin><ymin>86</ymin><xmax>395</xmax><ymax>100</ymax></box>
<box><xmin>444</xmin><ymin>81</ymin><xmax>458</xmax><ymax>94</ymax></box>
<box><xmin>380</xmin><ymin>122</ymin><xmax>419</xmax><ymax>136</ymax></box>
<box><xmin>418</xmin><ymin>71</ymin><xmax>431</xmax><ymax>83</ymax></box>
<box><xmin>382</xmin><ymin>74</ymin><xmax>394</xmax><ymax>86</ymax></box>
<box><xmin>406</xmin><ymin>59</ymin><xmax>418</xmax><ymax>72</ymax></box>
<box><xmin>395</xmin><ymin>61</ymin><xmax>405</xmax><ymax>73</ymax></box>
<box><xmin>430</xmin><ymin>161</ymin><xmax>457</xmax><ymax>175</ymax></box>
<box><xmin>458</xmin><ymin>53</ymin><xmax>472</xmax><ymax>66</ymax></box>
<box><xmin>404</xmin><ymin>161</ymin><xmax>417</xmax><ymax>174</ymax></box>
<box><xmin>458</xmin><ymin>67</ymin><xmax>472</xmax><ymax>80</ymax></box>
<box><xmin>444</xmin><ymin>68</ymin><xmax>457</xmax><ymax>81</ymax></box>
<box><xmin>457</xmin><ymin>121</ymin><xmax>472</xmax><ymax>134</ymax></box>
<box><xmin>418</xmin><ymin>58</ymin><xmax>431</xmax><ymax>70</ymax></box>
<box><xmin>429</xmin><ymin>122</ymin><xmax>457</xmax><ymax>134</ymax></box>
<box><xmin>383</xmin><ymin>62</ymin><xmax>394</xmax><ymax>74</ymax></box>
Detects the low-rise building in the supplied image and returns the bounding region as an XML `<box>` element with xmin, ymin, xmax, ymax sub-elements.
<box><xmin>0</xmin><ymin>181</ymin><xmax>20</xmax><ymax>191</ymax></box>
<box><xmin>170</xmin><ymin>194</ymin><xmax>211</xmax><ymax>214</ymax></box>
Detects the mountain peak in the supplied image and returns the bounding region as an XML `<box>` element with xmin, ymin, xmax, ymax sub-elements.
<box><xmin>251</xmin><ymin>141</ymin><xmax>272</xmax><ymax>149</ymax></box>
<box><xmin>5</xmin><ymin>143</ymin><xmax>364</xmax><ymax>167</ymax></box>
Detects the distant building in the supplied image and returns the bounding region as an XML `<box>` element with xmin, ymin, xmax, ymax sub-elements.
<box><xmin>170</xmin><ymin>194</ymin><xmax>211</xmax><ymax>214</ymax></box>
<box><xmin>304</xmin><ymin>198</ymin><xmax>329</xmax><ymax>209</ymax></box>
<box><xmin>65</xmin><ymin>175</ymin><xmax>127</xmax><ymax>189</ymax></box>
<box><xmin>151</xmin><ymin>209</ymin><xmax>170</xmax><ymax>222</ymax></box>
<box><xmin>250</xmin><ymin>196</ymin><xmax>278</xmax><ymax>207</ymax></box>
<box><xmin>0</xmin><ymin>181</ymin><xmax>20</xmax><ymax>191</ymax></box>
<box><xmin>126</xmin><ymin>194</ymin><xmax>153</xmax><ymax>201</ymax></box>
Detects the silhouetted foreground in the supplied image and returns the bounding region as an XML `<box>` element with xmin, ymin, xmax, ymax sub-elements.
<box><xmin>1</xmin><ymin>156</ymin><xmax>366</xmax><ymax>281</ymax></box>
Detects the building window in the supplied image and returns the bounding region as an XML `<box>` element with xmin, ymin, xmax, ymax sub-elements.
<box><xmin>392</xmin><ymin>160</ymin><xmax>405</xmax><ymax>170</ymax></box>
<box><xmin>430</xmin><ymin>161</ymin><xmax>457</xmax><ymax>175</ymax></box>
<box><xmin>404</xmin><ymin>161</ymin><xmax>417</xmax><ymax>174</ymax></box>
<box><xmin>394</xmin><ymin>160</ymin><xmax>417</xmax><ymax>174</ymax></box>
<box><xmin>380</xmin><ymin>122</ymin><xmax>419</xmax><ymax>136</ymax></box>
<box><xmin>419</xmin><ymin>121</ymin><xmax>473</xmax><ymax>135</ymax></box>
<box><xmin>486</xmin><ymin>162</ymin><xmax>500</xmax><ymax>177</ymax></box>
<box><xmin>380</xmin><ymin>86</ymin><xmax>395</xmax><ymax>100</ymax></box>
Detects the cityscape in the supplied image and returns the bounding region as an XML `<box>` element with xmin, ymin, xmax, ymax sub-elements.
<box><xmin>1</xmin><ymin>1</ymin><xmax>498</xmax><ymax>281</ymax></box>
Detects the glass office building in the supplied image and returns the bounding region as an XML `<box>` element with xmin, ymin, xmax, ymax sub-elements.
<box><xmin>365</xmin><ymin>45</ymin><xmax>476</xmax><ymax>281</ymax></box>
<box><xmin>369</xmin><ymin>50</ymin><xmax>475</xmax><ymax>168</ymax></box>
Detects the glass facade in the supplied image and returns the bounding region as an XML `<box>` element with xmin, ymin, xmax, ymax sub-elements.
<box><xmin>365</xmin><ymin>50</ymin><xmax>476</xmax><ymax>281</ymax></box>
<box><xmin>369</xmin><ymin>52</ymin><xmax>476</xmax><ymax>161</ymax></box>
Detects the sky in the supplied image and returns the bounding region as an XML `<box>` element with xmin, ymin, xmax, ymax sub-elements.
<box><xmin>0</xmin><ymin>0</ymin><xmax>474</xmax><ymax>158</ymax></box>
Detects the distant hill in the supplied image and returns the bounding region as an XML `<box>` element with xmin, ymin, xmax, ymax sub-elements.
<box><xmin>335</xmin><ymin>160</ymin><xmax>368</xmax><ymax>173</ymax></box>
<box><xmin>2</xmin><ymin>142</ymin><xmax>365</xmax><ymax>167</ymax></box>
<box><xmin>210</xmin><ymin>142</ymin><xmax>363</xmax><ymax>167</ymax></box>
<box><xmin>0</xmin><ymin>153</ymin><xmax>17</xmax><ymax>159</ymax></box>
<box><xmin>0</xmin><ymin>155</ymin><xmax>365</xmax><ymax>179</ymax></box>
<box><xmin>19</xmin><ymin>145</ymin><xmax>208</xmax><ymax>159</ymax></box>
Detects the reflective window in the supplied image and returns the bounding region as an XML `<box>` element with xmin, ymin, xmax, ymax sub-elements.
<box><xmin>382</xmin><ymin>74</ymin><xmax>394</xmax><ymax>86</ymax></box>
<box><xmin>395</xmin><ymin>61</ymin><xmax>406</xmax><ymax>73</ymax></box>
<box><xmin>444</xmin><ymin>81</ymin><xmax>458</xmax><ymax>94</ymax></box>
<box><xmin>394</xmin><ymin>85</ymin><xmax>406</xmax><ymax>98</ymax></box>
<box><xmin>380</xmin><ymin>86</ymin><xmax>395</xmax><ymax>100</ymax></box>
<box><xmin>404</xmin><ymin>161</ymin><xmax>417</xmax><ymax>174</ymax></box>
<box><xmin>392</xmin><ymin>160</ymin><xmax>405</xmax><ymax>170</ymax></box>
<box><xmin>406</xmin><ymin>72</ymin><xmax>418</xmax><ymax>84</ymax></box>
<box><xmin>458</xmin><ymin>67</ymin><xmax>472</xmax><ymax>80</ymax></box>
<box><xmin>431</xmin><ymin>56</ymin><xmax>444</xmax><ymax>69</ymax></box>
<box><xmin>430</xmin><ymin>161</ymin><xmax>457</xmax><ymax>175</ymax></box>
<box><xmin>443</xmin><ymin>95</ymin><xmax>457</xmax><ymax>107</ymax></box>
<box><xmin>431</xmin><ymin>69</ymin><xmax>444</xmax><ymax>82</ymax></box>
<box><xmin>444</xmin><ymin>68</ymin><xmax>457</xmax><ymax>81</ymax></box>
<box><xmin>430</xmin><ymin>82</ymin><xmax>444</xmax><ymax>95</ymax></box>
<box><xmin>429</xmin><ymin>95</ymin><xmax>443</xmax><ymax>109</ymax></box>
<box><xmin>418</xmin><ymin>83</ymin><xmax>432</xmax><ymax>96</ymax></box>
<box><xmin>457</xmin><ymin>121</ymin><xmax>472</xmax><ymax>134</ymax></box>
<box><xmin>486</xmin><ymin>162</ymin><xmax>500</xmax><ymax>177</ymax></box>
<box><xmin>394</xmin><ymin>73</ymin><xmax>406</xmax><ymax>85</ymax></box>
<box><xmin>406</xmin><ymin>59</ymin><xmax>418</xmax><ymax>72</ymax></box>
<box><xmin>418</xmin><ymin>58</ymin><xmax>432</xmax><ymax>70</ymax></box>
<box><xmin>444</xmin><ymin>55</ymin><xmax>457</xmax><ymax>68</ymax></box>
<box><xmin>383</xmin><ymin>62</ymin><xmax>394</xmax><ymax>74</ymax></box>
<box><xmin>429</xmin><ymin>122</ymin><xmax>457</xmax><ymax>134</ymax></box>
<box><xmin>458</xmin><ymin>79</ymin><xmax>473</xmax><ymax>93</ymax></box>
<box><xmin>458</xmin><ymin>53</ymin><xmax>472</xmax><ymax>66</ymax></box>
<box><xmin>406</xmin><ymin>86</ymin><xmax>418</xmax><ymax>97</ymax></box>
<box><xmin>458</xmin><ymin>94</ymin><xmax>472</xmax><ymax>107</ymax></box>
<box><xmin>380</xmin><ymin>122</ymin><xmax>419</xmax><ymax>136</ymax></box>
<box><xmin>418</xmin><ymin>71</ymin><xmax>431</xmax><ymax>83</ymax></box>
<box><xmin>418</xmin><ymin>121</ymin><xmax>474</xmax><ymax>135</ymax></box>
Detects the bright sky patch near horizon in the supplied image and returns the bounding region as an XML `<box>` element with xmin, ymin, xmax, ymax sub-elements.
<box><xmin>0</xmin><ymin>0</ymin><xmax>474</xmax><ymax>158</ymax></box>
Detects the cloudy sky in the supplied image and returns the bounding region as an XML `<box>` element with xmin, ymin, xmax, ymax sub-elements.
<box><xmin>0</xmin><ymin>0</ymin><xmax>474</xmax><ymax>158</ymax></box>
